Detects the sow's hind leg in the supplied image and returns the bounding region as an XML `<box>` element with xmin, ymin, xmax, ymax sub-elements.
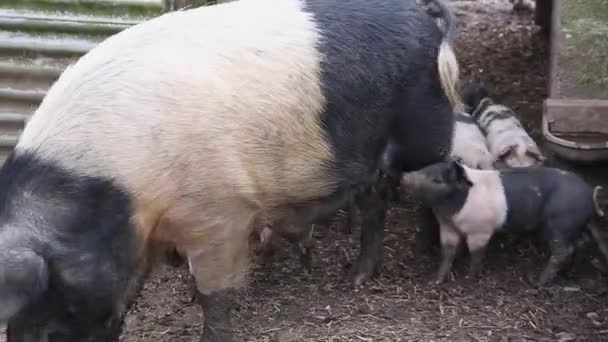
<box><xmin>174</xmin><ymin>207</ymin><xmax>257</xmax><ymax>342</ymax></box>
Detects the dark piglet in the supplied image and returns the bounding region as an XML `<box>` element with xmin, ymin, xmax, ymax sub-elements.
<box><xmin>401</xmin><ymin>161</ymin><xmax>608</xmax><ymax>286</ymax></box>
<box><xmin>510</xmin><ymin>0</ymin><xmax>535</xmax><ymax>13</ymax></box>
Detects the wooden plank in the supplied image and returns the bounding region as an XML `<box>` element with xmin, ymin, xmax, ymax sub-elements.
<box><xmin>546</xmin><ymin>99</ymin><xmax>608</xmax><ymax>134</ymax></box>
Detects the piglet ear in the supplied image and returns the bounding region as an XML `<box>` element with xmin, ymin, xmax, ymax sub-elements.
<box><xmin>451</xmin><ymin>160</ymin><xmax>473</xmax><ymax>187</ymax></box>
<box><xmin>0</xmin><ymin>248</ymin><xmax>49</xmax><ymax>323</ymax></box>
<box><xmin>526</xmin><ymin>144</ymin><xmax>546</xmax><ymax>162</ymax></box>
<box><xmin>594</xmin><ymin>186</ymin><xmax>606</xmax><ymax>218</ymax></box>
<box><xmin>497</xmin><ymin>144</ymin><xmax>517</xmax><ymax>161</ymax></box>
<box><xmin>470</xmin><ymin>97</ymin><xmax>494</xmax><ymax>120</ymax></box>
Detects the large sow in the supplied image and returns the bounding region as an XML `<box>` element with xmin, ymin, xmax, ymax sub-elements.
<box><xmin>0</xmin><ymin>0</ymin><xmax>461</xmax><ymax>340</ymax></box>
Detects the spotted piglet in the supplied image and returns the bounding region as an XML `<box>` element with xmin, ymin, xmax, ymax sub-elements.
<box><xmin>462</xmin><ymin>82</ymin><xmax>545</xmax><ymax>168</ymax></box>
<box><xmin>401</xmin><ymin>160</ymin><xmax>608</xmax><ymax>286</ymax></box>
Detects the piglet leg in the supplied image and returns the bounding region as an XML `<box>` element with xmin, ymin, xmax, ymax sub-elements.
<box><xmin>415</xmin><ymin>207</ymin><xmax>441</xmax><ymax>253</ymax></box>
<box><xmin>537</xmin><ymin>243</ymin><xmax>574</xmax><ymax>287</ymax></box>
<box><xmin>465</xmin><ymin>232</ymin><xmax>492</xmax><ymax>279</ymax></box>
<box><xmin>436</xmin><ymin>225</ymin><xmax>461</xmax><ymax>284</ymax></box>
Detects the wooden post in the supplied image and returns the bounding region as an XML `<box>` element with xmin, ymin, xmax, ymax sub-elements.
<box><xmin>535</xmin><ymin>0</ymin><xmax>553</xmax><ymax>37</ymax></box>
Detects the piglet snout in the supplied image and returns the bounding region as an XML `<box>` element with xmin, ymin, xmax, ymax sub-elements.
<box><xmin>401</xmin><ymin>172</ymin><xmax>427</xmax><ymax>189</ymax></box>
<box><xmin>401</xmin><ymin>173</ymin><xmax>414</xmax><ymax>187</ymax></box>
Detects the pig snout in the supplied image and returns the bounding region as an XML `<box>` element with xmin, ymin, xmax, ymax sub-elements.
<box><xmin>258</xmin><ymin>225</ymin><xmax>274</xmax><ymax>247</ymax></box>
<box><xmin>400</xmin><ymin>172</ymin><xmax>424</xmax><ymax>189</ymax></box>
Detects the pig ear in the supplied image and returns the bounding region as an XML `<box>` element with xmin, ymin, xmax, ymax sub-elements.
<box><xmin>526</xmin><ymin>144</ymin><xmax>546</xmax><ymax>162</ymax></box>
<box><xmin>594</xmin><ymin>186</ymin><xmax>605</xmax><ymax>218</ymax></box>
<box><xmin>451</xmin><ymin>161</ymin><xmax>473</xmax><ymax>187</ymax></box>
<box><xmin>0</xmin><ymin>248</ymin><xmax>49</xmax><ymax>323</ymax></box>
<box><xmin>471</xmin><ymin>97</ymin><xmax>494</xmax><ymax>120</ymax></box>
<box><xmin>497</xmin><ymin>144</ymin><xmax>517</xmax><ymax>162</ymax></box>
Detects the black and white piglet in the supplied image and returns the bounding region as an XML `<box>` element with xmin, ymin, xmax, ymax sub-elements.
<box><xmin>401</xmin><ymin>160</ymin><xmax>608</xmax><ymax>286</ymax></box>
<box><xmin>450</xmin><ymin>111</ymin><xmax>494</xmax><ymax>170</ymax></box>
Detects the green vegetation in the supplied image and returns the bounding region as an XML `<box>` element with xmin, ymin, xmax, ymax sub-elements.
<box><xmin>560</xmin><ymin>0</ymin><xmax>608</xmax><ymax>98</ymax></box>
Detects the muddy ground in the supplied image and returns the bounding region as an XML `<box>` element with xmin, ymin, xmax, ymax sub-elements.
<box><xmin>121</xmin><ymin>0</ymin><xmax>606</xmax><ymax>341</ymax></box>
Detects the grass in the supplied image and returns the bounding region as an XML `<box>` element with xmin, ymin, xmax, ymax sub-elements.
<box><xmin>560</xmin><ymin>0</ymin><xmax>608</xmax><ymax>98</ymax></box>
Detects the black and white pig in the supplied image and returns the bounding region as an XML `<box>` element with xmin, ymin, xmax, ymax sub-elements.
<box><xmin>462</xmin><ymin>81</ymin><xmax>546</xmax><ymax>169</ymax></box>
<box><xmin>227</xmin><ymin>0</ymin><xmax>470</xmax><ymax>287</ymax></box>
<box><xmin>0</xmin><ymin>0</ymin><xmax>464</xmax><ymax>340</ymax></box>
<box><xmin>401</xmin><ymin>160</ymin><xmax>608</xmax><ymax>286</ymax></box>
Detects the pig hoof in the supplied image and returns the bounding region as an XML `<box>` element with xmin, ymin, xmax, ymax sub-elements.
<box><xmin>352</xmin><ymin>268</ymin><xmax>375</xmax><ymax>287</ymax></box>
<box><xmin>299</xmin><ymin>252</ymin><xmax>312</xmax><ymax>275</ymax></box>
<box><xmin>535</xmin><ymin>276</ymin><xmax>554</xmax><ymax>288</ymax></box>
<box><xmin>435</xmin><ymin>270</ymin><xmax>450</xmax><ymax>284</ymax></box>
<box><xmin>464</xmin><ymin>271</ymin><xmax>480</xmax><ymax>281</ymax></box>
<box><xmin>352</xmin><ymin>271</ymin><xmax>370</xmax><ymax>287</ymax></box>
<box><xmin>351</xmin><ymin>260</ymin><xmax>378</xmax><ymax>286</ymax></box>
<box><xmin>591</xmin><ymin>258</ymin><xmax>608</xmax><ymax>274</ymax></box>
<box><xmin>201</xmin><ymin>328</ymin><xmax>233</xmax><ymax>342</ymax></box>
<box><xmin>535</xmin><ymin>279</ymin><xmax>551</xmax><ymax>288</ymax></box>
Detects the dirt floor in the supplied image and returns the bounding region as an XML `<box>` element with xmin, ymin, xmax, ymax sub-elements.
<box><xmin>123</xmin><ymin>0</ymin><xmax>606</xmax><ymax>341</ymax></box>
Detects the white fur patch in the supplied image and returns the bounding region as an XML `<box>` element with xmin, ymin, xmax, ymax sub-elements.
<box><xmin>451</xmin><ymin>166</ymin><xmax>508</xmax><ymax>234</ymax></box>
<box><xmin>187</xmin><ymin>257</ymin><xmax>193</xmax><ymax>274</ymax></box>
<box><xmin>476</xmin><ymin>104</ymin><xmax>542</xmax><ymax>168</ymax></box>
<box><xmin>450</xmin><ymin>114</ymin><xmax>494</xmax><ymax>170</ymax></box>
<box><xmin>15</xmin><ymin>0</ymin><xmax>336</xmax><ymax>293</ymax></box>
<box><xmin>16</xmin><ymin>0</ymin><xmax>334</xmax><ymax>206</ymax></box>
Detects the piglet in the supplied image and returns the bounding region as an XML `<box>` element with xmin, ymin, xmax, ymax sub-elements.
<box><xmin>462</xmin><ymin>81</ymin><xmax>545</xmax><ymax>168</ymax></box>
<box><xmin>450</xmin><ymin>111</ymin><xmax>495</xmax><ymax>170</ymax></box>
<box><xmin>510</xmin><ymin>0</ymin><xmax>535</xmax><ymax>13</ymax></box>
<box><xmin>401</xmin><ymin>160</ymin><xmax>608</xmax><ymax>286</ymax></box>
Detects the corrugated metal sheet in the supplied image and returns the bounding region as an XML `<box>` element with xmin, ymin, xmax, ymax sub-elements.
<box><xmin>0</xmin><ymin>0</ymin><xmax>172</xmax><ymax>163</ymax></box>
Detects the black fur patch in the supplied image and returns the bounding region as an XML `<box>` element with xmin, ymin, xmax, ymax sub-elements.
<box><xmin>471</xmin><ymin>97</ymin><xmax>494</xmax><ymax>121</ymax></box>
<box><xmin>480</xmin><ymin>107</ymin><xmax>514</xmax><ymax>124</ymax></box>
<box><xmin>499</xmin><ymin>167</ymin><xmax>594</xmax><ymax>241</ymax></box>
<box><xmin>303</xmin><ymin>0</ymin><xmax>455</xmax><ymax>179</ymax></box>
<box><xmin>460</xmin><ymin>79</ymin><xmax>489</xmax><ymax>114</ymax></box>
<box><xmin>0</xmin><ymin>151</ymin><xmax>138</xmax><ymax>340</ymax></box>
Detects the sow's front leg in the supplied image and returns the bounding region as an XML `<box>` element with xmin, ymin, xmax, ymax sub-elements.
<box><xmin>351</xmin><ymin>174</ymin><xmax>395</xmax><ymax>286</ymax></box>
<box><xmin>89</xmin><ymin>316</ymin><xmax>127</xmax><ymax>342</ymax></box>
<box><xmin>172</xmin><ymin>203</ymin><xmax>257</xmax><ymax>342</ymax></box>
<box><xmin>198</xmin><ymin>290</ymin><xmax>237</xmax><ymax>342</ymax></box>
